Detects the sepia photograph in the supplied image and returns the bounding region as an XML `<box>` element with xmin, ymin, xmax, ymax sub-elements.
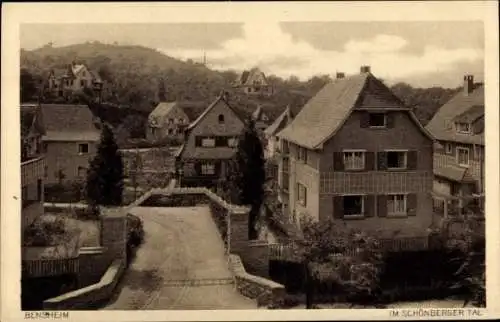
<box><xmin>2</xmin><ymin>1</ymin><xmax>499</xmax><ymax>321</ymax></box>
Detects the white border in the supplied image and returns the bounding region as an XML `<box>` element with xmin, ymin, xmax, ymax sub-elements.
<box><xmin>2</xmin><ymin>1</ymin><xmax>499</xmax><ymax>321</ymax></box>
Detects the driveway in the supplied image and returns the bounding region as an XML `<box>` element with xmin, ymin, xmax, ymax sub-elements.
<box><xmin>103</xmin><ymin>206</ymin><xmax>257</xmax><ymax>310</ymax></box>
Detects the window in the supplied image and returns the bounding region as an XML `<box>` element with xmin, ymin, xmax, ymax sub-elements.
<box><xmin>343</xmin><ymin>150</ymin><xmax>365</xmax><ymax>170</ymax></box>
<box><xmin>456</xmin><ymin>122</ymin><xmax>471</xmax><ymax>134</ymax></box>
<box><xmin>168</xmin><ymin>118</ymin><xmax>174</xmax><ymax>124</ymax></box>
<box><xmin>387</xmin><ymin>194</ymin><xmax>407</xmax><ymax>216</ymax></box>
<box><xmin>201</xmin><ymin>163</ymin><xmax>216</xmax><ymax>175</ymax></box>
<box><xmin>298</xmin><ymin>146</ymin><xmax>308</xmax><ymax>162</ymax></box>
<box><xmin>343</xmin><ymin>195</ymin><xmax>364</xmax><ymax>216</ymax></box>
<box><xmin>168</xmin><ymin>129</ymin><xmax>174</xmax><ymax>135</ymax></box>
<box><xmin>457</xmin><ymin>147</ymin><xmax>470</xmax><ymax>167</ymax></box>
<box><xmin>179</xmin><ymin>118</ymin><xmax>184</xmax><ymax>124</ymax></box>
<box><xmin>201</xmin><ymin>137</ymin><xmax>216</xmax><ymax>148</ymax></box>
<box><xmin>386</xmin><ymin>151</ymin><xmax>407</xmax><ymax>169</ymax></box>
<box><xmin>80</xmin><ymin>80</ymin><xmax>85</xmax><ymax>87</ymax></box>
<box><xmin>445</xmin><ymin>143</ymin><xmax>452</xmax><ymax>154</ymax></box>
<box><xmin>228</xmin><ymin>137</ymin><xmax>238</xmax><ymax>148</ymax></box>
<box><xmin>297</xmin><ymin>183</ymin><xmax>307</xmax><ymax>206</ymax></box>
<box><xmin>218</xmin><ymin>114</ymin><xmax>225</xmax><ymax>124</ymax></box>
<box><xmin>369</xmin><ymin>113</ymin><xmax>386</xmax><ymax>127</ymax></box>
<box><xmin>78</xmin><ymin>167</ymin><xmax>86</xmax><ymax>178</ymax></box>
<box><xmin>78</xmin><ymin>143</ymin><xmax>89</xmax><ymax>154</ymax></box>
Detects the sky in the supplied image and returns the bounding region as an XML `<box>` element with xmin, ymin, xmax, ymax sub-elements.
<box><xmin>20</xmin><ymin>21</ymin><xmax>484</xmax><ymax>88</ymax></box>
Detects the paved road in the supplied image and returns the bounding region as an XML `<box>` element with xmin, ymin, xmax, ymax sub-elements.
<box><xmin>103</xmin><ymin>206</ymin><xmax>257</xmax><ymax>310</ymax></box>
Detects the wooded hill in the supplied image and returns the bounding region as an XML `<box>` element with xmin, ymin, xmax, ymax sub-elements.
<box><xmin>20</xmin><ymin>42</ymin><xmax>460</xmax><ymax>141</ymax></box>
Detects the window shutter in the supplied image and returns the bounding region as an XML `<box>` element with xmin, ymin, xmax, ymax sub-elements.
<box><xmin>215</xmin><ymin>136</ymin><xmax>225</xmax><ymax>147</ymax></box>
<box><xmin>377</xmin><ymin>195</ymin><xmax>387</xmax><ymax>217</ymax></box>
<box><xmin>195</xmin><ymin>136</ymin><xmax>202</xmax><ymax>147</ymax></box>
<box><xmin>333</xmin><ymin>196</ymin><xmax>344</xmax><ymax>219</ymax></box>
<box><xmin>365</xmin><ymin>152</ymin><xmax>375</xmax><ymax>170</ymax></box>
<box><xmin>215</xmin><ymin>160</ymin><xmax>222</xmax><ymax>174</ymax></box>
<box><xmin>194</xmin><ymin>161</ymin><xmax>201</xmax><ymax>175</ymax></box>
<box><xmin>364</xmin><ymin>195</ymin><xmax>375</xmax><ymax>217</ymax></box>
<box><xmin>407</xmin><ymin>193</ymin><xmax>417</xmax><ymax>216</ymax></box>
<box><xmin>333</xmin><ymin>152</ymin><xmax>344</xmax><ymax>171</ymax></box>
<box><xmin>377</xmin><ymin>151</ymin><xmax>387</xmax><ymax>170</ymax></box>
<box><xmin>386</xmin><ymin>113</ymin><xmax>395</xmax><ymax>128</ymax></box>
<box><xmin>360</xmin><ymin>112</ymin><xmax>370</xmax><ymax>128</ymax></box>
<box><xmin>407</xmin><ymin>150</ymin><xmax>418</xmax><ymax>170</ymax></box>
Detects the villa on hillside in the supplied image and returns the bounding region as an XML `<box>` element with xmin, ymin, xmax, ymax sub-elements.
<box><xmin>425</xmin><ymin>75</ymin><xmax>485</xmax><ymax>216</ymax></box>
<box><xmin>175</xmin><ymin>91</ymin><xmax>246</xmax><ymax>188</ymax></box>
<box><xmin>47</xmin><ymin>62</ymin><xmax>103</xmax><ymax>99</ymax></box>
<box><xmin>277</xmin><ymin>66</ymin><xmax>435</xmax><ymax>238</ymax></box>
<box><xmin>40</xmin><ymin>104</ymin><xmax>101</xmax><ymax>185</ymax></box>
<box><xmin>234</xmin><ymin>67</ymin><xmax>273</xmax><ymax>96</ymax></box>
<box><xmin>21</xmin><ymin>104</ymin><xmax>46</xmax><ymax>232</ymax></box>
<box><xmin>147</xmin><ymin>101</ymin><xmax>191</xmax><ymax>142</ymax></box>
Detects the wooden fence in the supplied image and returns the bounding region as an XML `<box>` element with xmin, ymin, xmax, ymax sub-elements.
<box><xmin>268</xmin><ymin>235</ymin><xmax>432</xmax><ymax>262</ymax></box>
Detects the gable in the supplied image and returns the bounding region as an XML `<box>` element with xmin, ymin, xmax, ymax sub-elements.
<box><xmin>190</xmin><ymin>99</ymin><xmax>245</xmax><ymax>136</ymax></box>
<box><xmin>246</xmin><ymin>70</ymin><xmax>267</xmax><ymax>86</ymax></box>
<box><xmin>356</xmin><ymin>76</ymin><xmax>404</xmax><ymax>109</ymax></box>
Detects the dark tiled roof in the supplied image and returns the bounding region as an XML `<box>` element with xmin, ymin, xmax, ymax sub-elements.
<box><xmin>264</xmin><ymin>106</ymin><xmax>293</xmax><ymax>137</ymax></box>
<box><xmin>40</xmin><ymin>104</ymin><xmax>100</xmax><ymax>141</ymax></box>
<box><xmin>150</xmin><ymin>102</ymin><xmax>177</xmax><ymax>119</ymax></box>
<box><xmin>187</xmin><ymin>94</ymin><xmax>246</xmax><ymax>130</ymax></box>
<box><xmin>426</xmin><ymin>84</ymin><xmax>484</xmax><ymax>145</ymax></box>
<box><xmin>277</xmin><ymin>73</ymin><xmax>369</xmax><ymax>149</ymax></box>
<box><xmin>43</xmin><ymin>131</ymin><xmax>100</xmax><ymax>142</ymax></box>
<box><xmin>434</xmin><ymin>164</ymin><xmax>474</xmax><ymax>183</ymax></box>
<box><xmin>454</xmin><ymin>105</ymin><xmax>484</xmax><ymax>123</ymax></box>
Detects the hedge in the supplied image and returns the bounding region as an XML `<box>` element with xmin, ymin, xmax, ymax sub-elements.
<box><xmin>44</xmin><ymin>183</ymin><xmax>84</xmax><ymax>203</ymax></box>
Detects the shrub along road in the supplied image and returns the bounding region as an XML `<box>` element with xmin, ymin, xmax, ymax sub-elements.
<box><xmin>102</xmin><ymin>206</ymin><xmax>257</xmax><ymax>310</ymax></box>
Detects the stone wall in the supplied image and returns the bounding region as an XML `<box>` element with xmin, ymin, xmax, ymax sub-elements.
<box><xmin>241</xmin><ymin>240</ymin><xmax>270</xmax><ymax>278</ymax></box>
<box><xmin>77</xmin><ymin>247</ymin><xmax>108</xmax><ymax>288</ymax></box>
<box><xmin>229</xmin><ymin>254</ymin><xmax>285</xmax><ymax>308</ymax></box>
<box><xmin>43</xmin><ymin>259</ymin><xmax>124</xmax><ymax>310</ymax></box>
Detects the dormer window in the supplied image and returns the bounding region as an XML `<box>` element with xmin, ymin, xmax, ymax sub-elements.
<box><xmin>456</xmin><ymin>122</ymin><xmax>471</xmax><ymax>134</ymax></box>
<box><xmin>368</xmin><ymin>113</ymin><xmax>387</xmax><ymax>128</ymax></box>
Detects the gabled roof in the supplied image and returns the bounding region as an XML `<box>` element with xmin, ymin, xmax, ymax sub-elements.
<box><xmin>40</xmin><ymin>104</ymin><xmax>100</xmax><ymax>142</ymax></box>
<box><xmin>187</xmin><ymin>93</ymin><xmax>246</xmax><ymax>131</ymax></box>
<box><xmin>236</xmin><ymin>67</ymin><xmax>268</xmax><ymax>86</ymax></box>
<box><xmin>264</xmin><ymin>105</ymin><xmax>294</xmax><ymax>137</ymax></box>
<box><xmin>454</xmin><ymin>105</ymin><xmax>484</xmax><ymax>123</ymax></box>
<box><xmin>278</xmin><ymin>72</ymin><xmax>431</xmax><ymax>149</ymax></box>
<box><xmin>426</xmin><ymin>84</ymin><xmax>484</xmax><ymax>145</ymax></box>
<box><xmin>149</xmin><ymin>102</ymin><xmax>178</xmax><ymax>119</ymax></box>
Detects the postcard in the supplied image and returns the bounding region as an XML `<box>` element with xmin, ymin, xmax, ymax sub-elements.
<box><xmin>2</xmin><ymin>1</ymin><xmax>499</xmax><ymax>321</ymax></box>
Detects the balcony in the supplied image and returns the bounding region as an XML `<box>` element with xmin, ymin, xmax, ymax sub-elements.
<box><xmin>21</xmin><ymin>156</ymin><xmax>45</xmax><ymax>187</ymax></box>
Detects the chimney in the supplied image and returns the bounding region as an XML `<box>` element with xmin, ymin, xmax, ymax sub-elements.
<box><xmin>336</xmin><ymin>72</ymin><xmax>345</xmax><ymax>79</ymax></box>
<box><xmin>464</xmin><ymin>75</ymin><xmax>474</xmax><ymax>95</ymax></box>
<box><xmin>360</xmin><ymin>66</ymin><xmax>371</xmax><ymax>74</ymax></box>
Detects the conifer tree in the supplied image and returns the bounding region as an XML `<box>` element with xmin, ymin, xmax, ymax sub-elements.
<box><xmin>86</xmin><ymin>124</ymin><xmax>124</xmax><ymax>207</ymax></box>
<box><xmin>229</xmin><ymin>119</ymin><xmax>266</xmax><ymax>240</ymax></box>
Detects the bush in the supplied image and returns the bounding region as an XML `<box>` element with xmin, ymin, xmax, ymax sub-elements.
<box><xmin>44</xmin><ymin>182</ymin><xmax>84</xmax><ymax>203</ymax></box>
<box><xmin>23</xmin><ymin>216</ymin><xmax>68</xmax><ymax>246</ymax></box>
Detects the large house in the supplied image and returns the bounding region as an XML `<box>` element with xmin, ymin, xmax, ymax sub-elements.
<box><xmin>175</xmin><ymin>92</ymin><xmax>246</xmax><ymax>188</ymax></box>
<box><xmin>21</xmin><ymin>104</ymin><xmax>46</xmax><ymax>232</ymax></box>
<box><xmin>40</xmin><ymin>104</ymin><xmax>101</xmax><ymax>185</ymax></box>
<box><xmin>147</xmin><ymin>101</ymin><xmax>191</xmax><ymax>142</ymax></box>
<box><xmin>234</xmin><ymin>67</ymin><xmax>273</xmax><ymax>96</ymax></box>
<box><xmin>277</xmin><ymin>66</ymin><xmax>435</xmax><ymax>238</ymax></box>
<box><xmin>47</xmin><ymin>63</ymin><xmax>103</xmax><ymax>99</ymax></box>
<box><xmin>425</xmin><ymin>75</ymin><xmax>484</xmax><ymax>215</ymax></box>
